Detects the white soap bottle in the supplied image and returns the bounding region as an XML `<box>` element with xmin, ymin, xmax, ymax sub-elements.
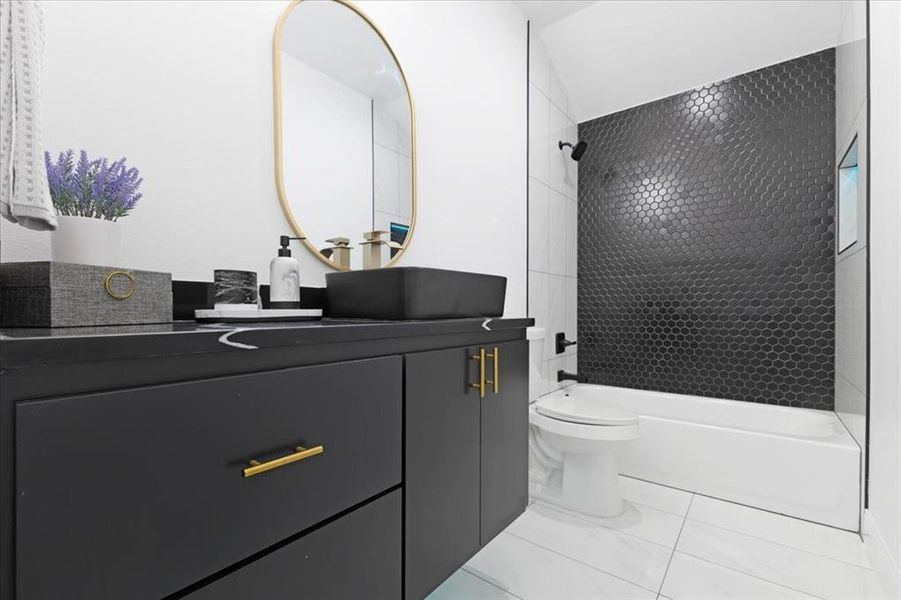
<box><xmin>269</xmin><ymin>235</ymin><xmax>302</xmax><ymax>309</ymax></box>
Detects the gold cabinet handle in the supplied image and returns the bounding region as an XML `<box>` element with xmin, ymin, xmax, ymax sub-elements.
<box><xmin>485</xmin><ymin>347</ymin><xmax>499</xmax><ymax>394</ymax></box>
<box><xmin>243</xmin><ymin>445</ymin><xmax>324</xmax><ymax>478</ymax></box>
<box><xmin>470</xmin><ymin>348</ymin><xmax>486</xmax><ymax>398</ymax></box>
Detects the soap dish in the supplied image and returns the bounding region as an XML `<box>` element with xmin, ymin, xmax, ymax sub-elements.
<box><xmin>194</xmin><ymin>306</ymin><xmax>322</xmax><ymax>323</ymax></box>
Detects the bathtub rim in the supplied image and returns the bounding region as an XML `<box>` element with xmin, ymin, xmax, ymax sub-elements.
<box><xmin>544</xmin><ymin>383</ymin><xmax>858</xmax><ymax>446</ymax></box>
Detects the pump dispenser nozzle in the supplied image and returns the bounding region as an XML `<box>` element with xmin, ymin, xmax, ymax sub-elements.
<box><xmin>278</xmin><ymin>235</ymin><xmax>305</xmax><ymax>257</ymax></box>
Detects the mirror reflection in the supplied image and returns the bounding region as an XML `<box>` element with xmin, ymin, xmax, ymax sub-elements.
<box><xmin>276</xmin><ymin>0</ymin><xmax>414</xmax><ymax>270</ymax></box>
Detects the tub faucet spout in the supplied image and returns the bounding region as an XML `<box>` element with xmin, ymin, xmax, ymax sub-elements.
<box><xmin>557</xmin><ymin>370</ymin><xmax>580</xmax><ymax>383</ymax></box>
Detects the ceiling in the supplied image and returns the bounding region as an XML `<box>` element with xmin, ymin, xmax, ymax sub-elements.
<box><xmin>533</xmin><ymin>0</ymin><xmax>850</xmax><ymax>122</ymax></box>
<box><xmin>514</xmin><ymin>1</ymin><xmax>594</xmax><ymax>29</ymax></box>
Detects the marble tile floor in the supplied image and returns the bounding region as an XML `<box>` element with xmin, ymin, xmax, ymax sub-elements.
<box><xmin>428</xmin><ymin>475</ymin><xmax>885</xmax><ymax>600</ymax></box>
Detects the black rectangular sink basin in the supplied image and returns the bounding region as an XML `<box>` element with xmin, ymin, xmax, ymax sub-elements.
<box><xmin>325</xmin><ymin>267</ymin><xmax>506</xmax><ymax>320</ymax></box>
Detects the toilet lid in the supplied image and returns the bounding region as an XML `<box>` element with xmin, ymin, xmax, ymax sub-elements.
<box><xmin>535</xmin><ymin>393</ymin><xmax>638</xmax><ymax>426</ymax></box>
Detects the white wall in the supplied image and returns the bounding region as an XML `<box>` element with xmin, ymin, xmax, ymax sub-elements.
<box><xmin>867</xmin><ymin>0</ymin><xmax>901</xmax><ymax>596</ymax></box>
<box><xmin>0</xmin><ymin>0</ymin><xmax>528</xmax><ymax>317</ymax></box>
<box><xmin>527</xmin><ymin>30</ymin><xmax>578</xmax><ymax>394</ymax></box>
<box><xmin>281</xmin><ymin>52</ymin><xmax>372</xmax><ymax>264</ymax></box>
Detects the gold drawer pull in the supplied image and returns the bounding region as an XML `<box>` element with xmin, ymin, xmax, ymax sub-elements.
<box><xmin>486</xmin><ymin>347</ymin><xmax>499</xmax><ymax>394</ymax></box>
<box><xmin>470</xmin><ymin>348</ymin><xmax>486</xmax><ymax>398</ymax></box>
<box><xmin>243</xmin><ymin>445</ymin><xmax>324</xmax><ymax>478</ymax></box>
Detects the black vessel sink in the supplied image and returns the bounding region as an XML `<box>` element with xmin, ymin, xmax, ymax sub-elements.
<box><xmin>325</xmin><ymin>267</ymin><xmax>506</xmax><ymax>320</ymax></box>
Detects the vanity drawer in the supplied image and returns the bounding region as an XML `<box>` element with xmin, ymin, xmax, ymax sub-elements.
<box><xmin>186</xmin><ymin>489</ymin><xmax>401</xmax><ymax>600</ymax></box>
<box><xmin>15</xmin><ymin>356</ymin><xmax>402</xmax><ymax>600</ymax></box>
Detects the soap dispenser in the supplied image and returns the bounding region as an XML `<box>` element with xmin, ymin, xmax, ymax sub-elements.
<box><xmin>270</xmin><ymin>235</ymin><xmax>304</xmax><ymax>309</ymax></box>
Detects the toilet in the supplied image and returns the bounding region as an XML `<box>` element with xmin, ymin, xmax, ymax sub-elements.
<box><xmin>527</xmin><ymin>327</ymin><xmax>640</xmax><ymax>517</ymax></box>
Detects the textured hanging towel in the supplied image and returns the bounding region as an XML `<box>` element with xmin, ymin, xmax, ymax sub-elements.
<box><xmin>0</xmin><ymin>0</ymin><xmax>57</xmax><ymax>231</ymax></box>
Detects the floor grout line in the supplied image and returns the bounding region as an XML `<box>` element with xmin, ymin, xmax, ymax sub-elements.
<box><xmin>621</xmin><ymin>475</ymin><xmax>869</xmax><ymax>567</ymax></box>
<box><xmin>617</xmin><ymin>494</ymin><xmax>693</xmax><ymax>519</ymax></box>
<box><xmin>686</xmin><ymin>489</ymin><xmax>862</xmax><ymax>535</ymax></box>
<box><xmin>672</xmin><ymin>548</ymin><xmax>832</xmax><ymax>600</ymax></box>
<box><xmin>657</xmin><ymin>494</ymin><xmax>693</xmax><ymax>596</ymax></box>
<box><xmin>682</xmin><ymin>516</ymin><xmax>875</xmax><ymax>571</ymax></box>
<box><xmin>459</xmin><ymin>565</ymin><xmax>525</xmax><ymax>599</ymax></box>
<box><xmin>502</xmin><ymin>531</ymin><xmax>663</xmax><ymax>595</ymax></box>
<box><xmin>618</xmin><ymin>475</ymin><xmax>695</xmax><ymax>517</ymax></box>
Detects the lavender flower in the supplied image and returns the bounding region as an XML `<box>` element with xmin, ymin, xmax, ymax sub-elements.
<box><xmin>44</xmin><ymin>150</ymin><xmax>144</xmax><ymax>221</ymax></box>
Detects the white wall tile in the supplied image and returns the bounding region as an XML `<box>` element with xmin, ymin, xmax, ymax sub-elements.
<box><xmin>528</xmin><ymin>85</ymin><xmax>550</xmax><ymax>185</ymax></box>
<box><xmin>836</xmin><ymin>249</ymin><xmax>868</xmax><ymax>392</ymax></box>
<box><xmin>548</xmin><ymin>191</ymin><xmax>567</xmax><ymax>276</ymax></box>
<box><xmin>528</xmin><ymin>33</ymin><xmax>550</xmax><ymax>95</ymax></box>
<box><xmin>528</xmin><ymin>181</ymin><xmax>549</xmax><ymax>273</ymax></box>
<box><xmin>549</xmin><ymin>65</ymin><xmax>566</xmax><ymax>115</ymax></box>
<box><xmin>536</xmin><ymin>354</ymin><xmax>551</xmax><ymax>398</ymax></box>
<box><xmin>373</xmin><ymin>143</ymin><xmax>399</xmax><ymax>216</ymax></box>
<box><xmin>565</xmin><ymin>276</ymin><xmax>577</xmax><ymax>351</ymax></box>
<box><xmin>398</xmin><ymin>155</ymin><xmax>413</xmax><ymax>220</ymax></box>
<box><xmin>836</xmin><ymin>374</ymin><xmax>867</xmax><ymax>451</ymax></box>
<box><xmin>528</xmin><ymin>270</ymin><xmax>549</xmax><ymax>333</ymax></box>
<box><xmin>398</xmin><ymin>120</ymin><xmax>412</xmax><ymax>158</ymax></box>
<box><xmin>528</xmin><ymin>29</ymin><xmax>577</xmax><ymax>365</ymax></box>
<box><xmin>539</xmin><ymin>359</ymin><xmax>554</xmax><ymax>396</ymax></box>
<box><xmin>373</xmin><ymin>102</ymin><xmax>398</xmax><ymax>151</ymax></box>
<box><xmin>547</xmin><ymin>355</ymin><xmax>566</xmax><ymax>391</ymax></box>
<box><xmin>547</xmin><ymin>274</ymin><xmax>567</xmax><ymax>356</ymax></box>
<box><xmin>548</xmin><ymin>104</ymin><xmax>568</xmax><ymax>194</ymax></box>
<box><xmin>564</xmin><ymin>352</ymin><xmax>578</xmax><ymax>387</ymax></box>
<box><xmin>562</xmin><ymin>117</ymin><xmax>579</xmax><ymax>199</ymax></box>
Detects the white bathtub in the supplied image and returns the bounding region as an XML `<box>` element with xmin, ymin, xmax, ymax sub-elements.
<box><xmin>560</xmin><ymin>384</ymin><xmax>861</xmax><ymax>530</ymax></box>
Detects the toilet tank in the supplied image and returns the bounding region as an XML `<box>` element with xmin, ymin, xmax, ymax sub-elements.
<box><xmin>526</xmin><ymin>327</ymin><xmax>545</xmax><ymax>404</ymax></box>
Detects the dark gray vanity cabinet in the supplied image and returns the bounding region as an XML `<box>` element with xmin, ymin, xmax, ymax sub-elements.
<box><xmin>0</xmin><ymin>318</ymin><xmax>530</xmax><ymax>600</ymax></box>
<box><xmin>15</xmin><ymin>357</ymin><xmax>402</xmax><ymax>600</ymax></box>
<box><xmin>184</xmin><ymin>490</ymin><xmax>402</xmax><ymax>600</ymax></box>
<box><xmin>405</xmin><ymin>346</ymin><xmax>481</xmax><ymax>600</ymax></box>
<box><xmin>478</xmin><ymin>339</ymin><xmax>529</xmax><ymax>544</ymax></box>
<box><xmin>404</xmin><ymin>339</ymin><xmax>528</xmax><ymax>600</ymax></box>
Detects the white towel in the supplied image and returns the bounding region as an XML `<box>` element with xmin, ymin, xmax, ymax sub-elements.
<box><xmin>0</xmin><ymin>0</ymin><xmax>57</xmax><ymax>231</ymax></box>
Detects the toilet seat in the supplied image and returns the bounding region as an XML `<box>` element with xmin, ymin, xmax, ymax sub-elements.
<box><xmin>535</xmin><ymin>393</ymin><xmax>638</xmax><ymax>426</ymax></box>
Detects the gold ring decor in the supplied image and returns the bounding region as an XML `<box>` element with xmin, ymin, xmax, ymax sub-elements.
<box><xmin>104</xmin><ymin>270</ymin><xmax>136</xmax><ymax>300</ymax></box>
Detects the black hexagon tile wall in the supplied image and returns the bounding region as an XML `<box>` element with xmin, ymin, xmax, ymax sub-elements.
<box><xmin>577</xmin><ymin>49</ymin><xmax>835</xmax><ymax>410</ymax></box>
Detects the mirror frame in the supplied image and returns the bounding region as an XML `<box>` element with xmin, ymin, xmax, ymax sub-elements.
<box><xmin>273</xmin><ymin>0</ymin><xmax>417</xmax><ymax>271</ymax></box>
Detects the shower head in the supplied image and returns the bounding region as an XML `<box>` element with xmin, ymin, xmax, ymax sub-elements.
<box><xmin>559</xmin><ymin>140</ymin><xmax>588</xmax><ymax>161</ymax></box>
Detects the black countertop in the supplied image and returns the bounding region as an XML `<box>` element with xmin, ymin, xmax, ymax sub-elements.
<box><xmin>0</xmin><ymin>318</ymin><xmax>533</xmax><ymax>369</ymax></box>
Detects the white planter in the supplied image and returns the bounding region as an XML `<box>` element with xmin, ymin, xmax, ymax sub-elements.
<box><xmin>51</xmin><ymin>216</ymin><xmax>122</xmax><ymax>266</ymax></box>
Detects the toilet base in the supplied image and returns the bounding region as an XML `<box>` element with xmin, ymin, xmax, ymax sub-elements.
<box><xmin>561</xmin><ymin>450</ymin><xmax>624</xmax><ymax>517</ymax></box>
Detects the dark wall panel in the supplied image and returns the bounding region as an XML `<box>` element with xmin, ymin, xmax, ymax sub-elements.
<box><xmin>578</xmin><ymin>49</ymin><xmax>835</xmax><ymax>409</ymax></box>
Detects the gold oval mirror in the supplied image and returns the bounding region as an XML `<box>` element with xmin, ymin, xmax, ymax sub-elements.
<box><xmin>273</xmin><ymin>0</ymin><xmax>416</xmax><ymax>270</ymax></box>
